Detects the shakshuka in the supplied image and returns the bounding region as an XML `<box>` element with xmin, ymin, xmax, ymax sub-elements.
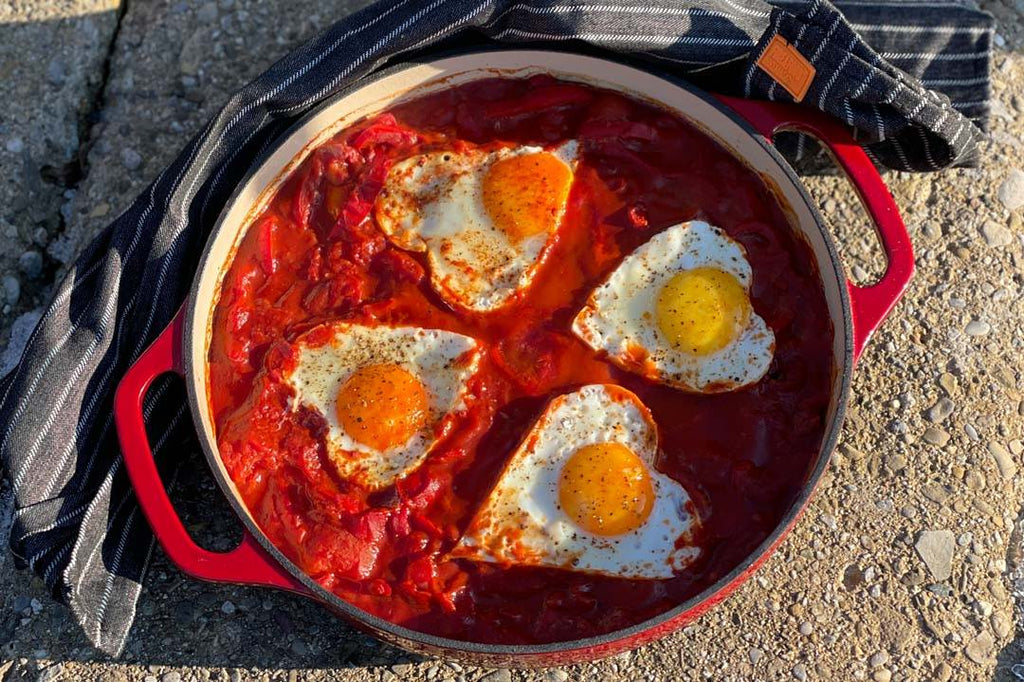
<box><xmin>208</xmin><ymin>75</ymin><xmax>834</xmax><ymax>644</ymax></box>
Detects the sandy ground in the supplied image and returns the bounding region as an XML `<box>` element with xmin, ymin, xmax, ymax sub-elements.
<box><xmin>2</xmin><ymin>0</ymin><xmax>1024</xmax><ymax>680</ymax></box>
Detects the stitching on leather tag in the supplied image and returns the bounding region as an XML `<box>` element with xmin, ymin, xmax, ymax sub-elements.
<box><xmin>756</xmin><ymin>35</ymin><xmax>815</xmax><ymax>102</ymax></box>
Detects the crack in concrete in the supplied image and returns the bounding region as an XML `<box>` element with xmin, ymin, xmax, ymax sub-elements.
<box><xmin>77</xmin><ymin>0</ymin><xmax>129</xmax><ymax>187</ymax></box>
<box><xmin>5</xmin><ymin>1</ymin><xmax>132</xmax><ymax>334</ymax></box>
<box><xmin>42</xmin><ymin>0</ymin><xmax>129</xmax><ymax>257</ymax></box>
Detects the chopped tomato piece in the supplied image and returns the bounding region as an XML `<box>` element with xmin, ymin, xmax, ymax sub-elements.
<box><xmin>353</xmin><ymin>509</ymin><xmax>390</xmax><ymax>546</ymax></box>
<box><xmin>493</xmin><ymin>327</ymin><xmax>567</xmax><ymax>394</ymax></box>
<box><xmin>373</xmin><ymin>249</ymin><xmax>424</xmax><ymax>284</ymax></box>
<box><xmin>330</xmin><ymin>155</ymin><xmax>393</xmax><ymax>239</ymax></box>
<box><xmin>405</xmin><ymin>556</ymin><xmax>435</xmax><ymax>588</ymax></box>
<box><xmin>368</xmin><ymin>579</ymin><xmax>392</xmax><ymax>596</ymax></box>
<box><xmin>227</xmin><ymin>260</ymin><xmax>262</xmax><ymax>306</ymax></box>
<box><xmin>399</xmin><ymin>530</ymin><xmax>430</xmax><ymax>556</ymax></box>
<box><xmin>318</xmin><ymin>142</ymin><xmax>363</xmax><ymax>185</ymax></box>
<box><xmin>388</xmin><ymin>506</ymin><xmax>412</xmax><ymax>537</ymax></box>
<box><xmin>347</xmin><ymin>229</ymin><xmax>386</xmax><ymax>267</ymax></box>
<box><xmin>397</xmin><ymin>470</ymin><xmax>444</xmax><ymax>510</ymax></box>
<box><xmin>409</xmin><ymin>512</ymin><xmax>442</xmax><ymax>538</ymax></box>
<box><xmin>301</xmin><ymin>524</ymin><xmax>380</xmax><ymax>580</ymax></box>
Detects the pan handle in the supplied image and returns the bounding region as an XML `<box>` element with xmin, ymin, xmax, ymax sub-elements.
<box><xmin>716</xmin><ymin>96</ymin><xmax>914</xmax><ymax>362</ymax></box>
<box><xmin>114</xmin><ymin>304</ymin><xmax>309</xmax><ymax>594</ymax></box>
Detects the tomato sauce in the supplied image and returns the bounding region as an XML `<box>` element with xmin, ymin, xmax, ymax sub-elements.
<box><xmin>208</xmin><ymin>75</ymin><xmax>834</xmax><ymax>644</ymax></box>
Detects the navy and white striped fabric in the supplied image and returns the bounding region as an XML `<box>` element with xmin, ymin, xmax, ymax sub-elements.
<box><xmin>0</xmin><ymin>0</ymin><xmax>993</xmax><ymax>655</ymax></box>
<box><xmin>769</xmin><ymin>0</ymin><xmax>993</xmax><ymax>169</ymax></box>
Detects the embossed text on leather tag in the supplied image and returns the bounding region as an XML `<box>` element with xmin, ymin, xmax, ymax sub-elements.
<box><xmin>756</xmin><ymin>35</ymin><xmax>815</xmax><ymax>102</ymax></box>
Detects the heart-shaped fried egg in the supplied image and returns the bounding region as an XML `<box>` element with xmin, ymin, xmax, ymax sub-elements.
<box><xmin>282</xmin><ymin>323</ymin><xmax>481</xmax><ymax>490</ymax></box>
<box><xmin>573</xmin><ymin>221</ymin><xmax>775</xmax><ymax>393</ymax></box>
<box><xmin>374</xmin><ymin>141</ymin><xmax>578</xmax><ymax>312</ymax></box>
<box><xmin>452</xmin><ymin>384</ymin><xmax>699</xmax><ymax>579</ymax></box>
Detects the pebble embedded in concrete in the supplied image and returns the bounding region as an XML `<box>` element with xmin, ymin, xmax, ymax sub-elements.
<box><xmin>17</xmin><ymin>251</ymin><xmax>43</xmax><ymax>280</ymax></box>
<box><xmin>923</xmin><ymin>427</ymin><xmax>950</xmax><ymax>447</ymax></box>
<box><xmin>1</xmin><ymin>309</ymin><xmax>42</xmax><ymax>375</ymax></box>
<box><xmin>992</xmin><ymin>612</ymin><xmax>1012</xmax><ymax>638</ymax></box>
<box><xmin>987</xmin><ymin>441</ymin><xmax>1016</xmax><ymax>479</ymax></box>
<box><xmin>980</xmin><ymin>220</ymin><xmax>1013</xmax><ymax>247</ymax></box>
<box><xmin>915</xmin><ymin>530</ymin><xmax>954</xmax><ymax>581</ymax></box>
<box><xmin>121</xmin><ymin>148</ymin><xmax>143</xmax><ymax>170</ymax></box>
<box><xmin>37</xmin><ymin>664</ymin><xmax>63</xmax><ymax>682</ymax></box>
<box><xmin>965</xmin><ymin>630</ymin><xmax>995</xmax><ymax>665</ymax></box>
<box><xmin>2</xmin><ymin>276</ymin><xmax>20</xmax><ymax>306</ymax></box>
<box><xmin>997</xmin><ymin>168</ymin><xmax>1024</xmax><ymax>210</ymax></box>
<box><xmin>47</xmin><ymin>59</ymin><xmax>67</xmax><ymax>87</ymax></box>
<box><xmin>924</xmin><ymin>397</ymin><xmax>954</xmax><ymax>423</ymax></box>
<box><xmin>964</xmin><ymin>320</ymin><xmax>991</xmax><ymax>336</ymax></box>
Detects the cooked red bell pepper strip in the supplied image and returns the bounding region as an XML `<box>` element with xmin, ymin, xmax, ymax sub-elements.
<box><xmin>352</xmin><ymin>126</ymin><xmax>418</xmax><ymax>153</ymax></box>
<box><xmin>256</xmin><ymin>216</ymin><xmax>279</xmax><ymax>275</ymax></box>
<box><xmin>292</xmin><ymin>156</ymin><xmax>324</xmax><ymax>231</ymax></box>
<box><xmin>350</xmin><ymin>113</ymin><xmax>418</xmax><ymax>154</ymax></box>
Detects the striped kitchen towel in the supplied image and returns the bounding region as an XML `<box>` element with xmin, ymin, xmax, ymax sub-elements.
<box><xmin>769</xmin><ymin>0</ymin><xmax>994</xmax><ymax>169</ymax></box>
<box><xmin>0</xmin><ymin>0</ymin><xmax>994</xmax><ymax>656</ymax></box>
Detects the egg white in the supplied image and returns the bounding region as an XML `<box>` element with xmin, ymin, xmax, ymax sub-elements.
<box><xmin>282</xmin><ymin>323</ymin><xmax>480</xmax><ymax>490</ymax></box>
<box><xmin>573</xmin><ymin>221</ymin><xmax>775</xmax><ymax>393</ymax></box>
<box><xmin>452</xmin><ymin>384</ymin><xmax>699</xmax><ymax>579</ymax></box>
<box><xmin>374</xmin><ymin>141</ymin><xmax>578</xmax><ymax>312</ymax></box>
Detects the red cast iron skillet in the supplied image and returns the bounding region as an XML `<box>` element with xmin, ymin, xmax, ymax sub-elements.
<box><xmin>114</xmin><ymin>50</ymin><xmax>914</xmax><ymax>667</ymax></box>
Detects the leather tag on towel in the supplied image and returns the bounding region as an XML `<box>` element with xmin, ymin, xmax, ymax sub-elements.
<box><xmin>757</xmin><ymin>35</ymin><xmax>815</xmax><ymax>102</ymax></box>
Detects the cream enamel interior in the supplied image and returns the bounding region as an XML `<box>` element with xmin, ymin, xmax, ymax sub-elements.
<box><xmin>185</xmin><ymin>51</ymin><xmax>851</xmax><ymax>622</ymax></box>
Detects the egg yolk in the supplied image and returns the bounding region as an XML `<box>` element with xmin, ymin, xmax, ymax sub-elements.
<box><xmin>336</xmin><ymin>363</ymin><xmax>429</xmax><ymax>451</ymax></box>
<box><xmin>656</xmin><ymin>267</ymin><xmax>752</xmax><ymax>355</ymax></box>
<box><xmin>482</xmin><ymin>152</ymin><xmax>573</xmax><ymax>242</ymax></box>
<box><xmin>558</xmin><ymin>442</ymin><xmax>654</xmax><ymax>536</ymax></box>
